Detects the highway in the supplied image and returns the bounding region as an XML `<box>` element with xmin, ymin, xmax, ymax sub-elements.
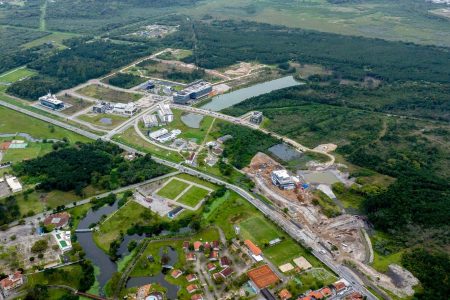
<box><xmin>0</xmin><ymin>100</ymin><xmax>377</xmax><ymax>300</ymax></box>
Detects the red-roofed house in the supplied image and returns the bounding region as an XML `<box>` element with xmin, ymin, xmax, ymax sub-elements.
<box><xmin>191</xmin><ymin>294</ymin><xmax>204</xmax><ymax>300</ymax></box>
<box><xmin>308</xmin><ymin>291</ymin><xmax>323</xmax><ymax>299</ymax></box>
<box><xmin>183</xmin><ymin>241</ymin><xmax>190</xmax><ymax>251</ymax></box>
<box><xmin>219</xmin><ymin>267</ymin><xmax>234</xmax><ymax>278</ymax></box>
<box><xmin>244</xmin><ymin>239</ymin><xmax>262</xmax><ymax>256</ymax></box>
<box><xmin>333</xmin><ymin>281</ymin><xmax>347</xmax><ymax>293</ymax></box>
<box><xmin>0</xmin><ymin>272</ymin><xmax>23</xmax><ymax>295</ymax></box>
<box><xmin>212</xmin><ymin>240</ymin><xmax>220</xmax><ymax>251</ymax></box>
<box><xmin>186</xmin><ymin>252</ymin><xmax>196</xmax><ymax>262</ymax></box>
<box><xmin>220</xmin><ymin>256</ymin><xmax>231</xmax><ymax>267</ymax></box>
<box><xmin>193</xmin><ymin>241</ymin><xmax>202</xmax><ymax>252</ymax></box>
<box><xmin>279</xmin><ymin>289</ymin><xmax>292</xmax><ymax>300</ymax></box>
<box><xmin>345</xmin><ymin>292</ymin><xmax>363</xmax><ymax>300</ymax></box>
<box><xmin>320</xmin><ymin>287</ymin><xmax>333</xmax><ymax>298</ymax></box>
<box><xmin>207</xmin><ymin>263</ymin><xmax>216</xmax><ymax>272</ymax></box>
<box><xmin>171</xmin><ymin>269</ymin><xmax>183</xmax><ymax>279</ymax></box>
<box><xmin>209</xmin><ymin>250</ymin><xmax>219</xmax><ymax>261</ymax></box>
<box><xmin>186</xmin><ymin>284</ymin><xmax>199</xmax><ymax>294</ymax></box>
<box><xmin>203</xmin><ymin>242</ymin><xmax>211</xmax><ymax>250</ymax></box>
<box><xmin>186</xmin><ymin>274</ymin><xmax>198</xmax><ymax>282</ymax></box>
<box><xmin>43</xmin><ymin>212</ymin><xmax>71</xmax><ymax>229</ymax></box>
<box><xmin>298</xmin><ymin>297</ymin><xmax>312</xmax><ymax>300</ymax></box>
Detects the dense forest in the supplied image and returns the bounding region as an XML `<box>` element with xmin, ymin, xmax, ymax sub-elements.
<box><xmin>106</xmin><ymin>73</ymin><xmax>147</xmax><ymax>89</ymax></box>
<box><xmin>178</xmin><ymin>20</ymin><xmax>450</xmax><ymax>82</ymax></box>
<box><xmin>12</xmin><ymin>141</ymin><xmax>171</xmax><ymax>194</ymax></box>
<box><xmin>7</xmin><ymin>40</ymin><xmax>155</xmax><ymax>100</ymax></box>
<box><xmin>0</xmin><ymin>196</ymin><xmax>20</xmax><ymax>226</ymax></box>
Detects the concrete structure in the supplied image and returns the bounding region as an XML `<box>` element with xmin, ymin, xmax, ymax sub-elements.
<box><xmin>149</xmin><ymin>128</ymin><xmax>181</xmax><ymax>143</ymax></box>
<box><xmin>39</xmin><ymin>93</ymin><xmax>64</xmax><ymax>110</ymax></box>
<box><xmin>173</xmin><ymin>80</ymin><xmax>212</xmax><ymax>104</ymax></box>
<box><xmin>142</xmin><ymin>114</ymin><xmax>159</xmax><ymax>128</ymax></box>
<box><xmin>167</xmin><ymin>206</ymin><xmax>183</xmax><ymax>218</ymax></box>
<box><xmin>271</xmin><ymin>169</ymin><xmax>295</xmax><ymax>190</ymax></box>
<box><xmin>278</xmin><ymin>263</ymin><xmax>294</xmax><ymax>273</ymax></box>
<box><xmin>113</xmin><ymin>102</ymin><xmax>138</xmax><ymax>116</ymax></box>
<box><xmin>5</xmin><ymin>176</ymin><xmax>22</xmax><ymax>193</ymax></box>
<box><xmin>157</xmin><ymin>103</ymin><xmax>174</xmax><ymax>123</ymax></box>
<box><xmin>149</xmin><ymin>128</ymin><xmax>169</xmax><ymax>140</ymax></box>
<box><xmin>52</xmin><ymin>230</ymin><xmax>72</xmax><ymax>252</ymax></box>
<box><xmin>250</xmin><ymin>111</ymin><xmax>263</xmax><ymax>124</ymax></box>
<box><xmin>0</xmin><ymin>272</ymin><xmax>23</xmax><ymax>297</ymax></box>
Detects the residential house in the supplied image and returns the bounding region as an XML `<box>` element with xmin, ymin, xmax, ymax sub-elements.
<box><xmin>333</xmin><ymin>280</ymin><xmax>348</xmax><ymax>293</ymax></box>
<box><xmin>212</xmin><ymin>240</ymin><xmax>220</xmax><ymax>251</ymax></box>
<box><xmin>191</xmin><ymin>294</ymin><xmax>204</xmax><ymax>300</ymax></box>
<box><xmin>43</xmin><ymin>212</ymin><xmax>71</xmax><ymax>229</ymax></box>
<box><xmin>278</xmin><ymin>289</ymin><xmax>292</xmax><ymax>300</ymax></box>
<box><xmin>206</xmin><ymin>263</ymin><xmax>216</xmax><ymax>272</ymax></box>
<box><xmin>193</xmin><ymin>241</ymin><xmax>202</xmax><ymax>252</ymax></box>
<box><xmin>220</xmin><ymin>256</ymin><xmax>231</xmax><ymax>268</ymax></box>
<box><xmin>219</xmin><ymin>267</ymin><xmax>234</xmax><ymax>279</ymax></box>
<box><xmin>186</xmin><ymin>284</ymin><xmax>199</xmax><ymax>294</ymax></box>
<box><xmin>209</xmin><ymin>250</ymin><xmax>219</xmax><ymax>261</ymax></box>
<box><xmin>0</xmin><ymin>272</ymin><xmax>23</xmax><ymax>296</ymax></box>
<box><xmin>320</xmin><ymin>287</ymin><xmax>333</xmax><ymax>298</ymax></box>
<box><xmin>186</xmin><ymin>274</ymin><xmax>198</xmax><ymax>282</ymax></box>
<box><xmin>183</xmin><ymin>241</ymin><xmax>190</xmax><ymax>251</ymax></box>
<box><xmin>171</xmin><ymin>269</ymin><xmax>183</xmax><ymax>279</ymax></box>
<box><xmin>308</xmin><ymin>291</ymin><xmax>324</xmax><ymax>299</ymax></box>
<box><xmin>186</xmin><ymin>252</ymin><xmax>196</xmax><ymax>262</ymax></box>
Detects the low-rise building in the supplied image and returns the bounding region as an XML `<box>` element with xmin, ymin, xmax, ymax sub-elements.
<box><xmin>206</xmin><ymin>263</ymin><xmax>216</xmax><ymax>272</ymax></box>
<box><xmin>220</xmin><ymin>256</ymin><xmax>231</xmax><ymax>268</ymax></box>
<box><xmin>142</xmin><ymin>114</ymin><xmax>159</xmax><ymax>127</ymax></box>
<box><xmin>171</xmin><ymin>269</ymin><xmax>183</xmax><ymax>279</ymax></box>
<box><xmin>191</xmin><ymin>294</ymin><xmax>204</xmax><ymax>300</ymax></box>
<box><xmin>39</xmin><ymin>93</ymin><xmax>64</xmax><ymax>110</ymax></box>
<box><xmin>219</xmin><ymin>267</ymin><xmax>234</xmax><ymax>279</ymax></box>
<box><xmin>92</xmin><ymin>102</ymin><xmax>109</xmax><ymax>113</ymax></box>
<box><xmin>333</xmin><ymin>279</ymin><xmax>348</xmax><ymax>293</ymax></box>
<box><xmin>250</xmin><ymin>111</ymin><xmax>263</xmax><ymax>124</ymax></box>
<box><xmin>157</xmin><ymin>103</ymin><xmax>174</xmax><ymax>123</ymax></box>
<box><xmin>209</xmin><ymin>250</ymin><xmax>219</xmax><ymax>261</ymax></box>
<box><xmin>173</xmin><ymin>80</ymin><xmax>212</xmax><ymax>104</ymax></box>
<box><xmin>278</xmin><ymin>289</ymin><xmax>292</xmax><ymax>300</ymax></box>
<box><xmin>194</xmin><ymin>241</ymin><xmax>202</xmax><ymax>252</ymax></box>
<box><xmin>271</xmin><ymin>169</ymin><xmax>295</xmax><ymax>190</ymax></box>
<box><xmin>186</xmin><ymin>274</ymin><xmax>198</xmax><ymax>282</ymax></box>
<box><xmin>244</xmin><ymin>239</ymin><xmax>263</xmax><ymax>261</ymax></box>
<box><xmin>186</xmin><ymin>284</ymin><xmax>199</xmax><ymax>294</ymax></box>
<box><xmin>52</xmin><ymin>230</ymin><xmax>72</xmax><ymax>252</ymax></box>
<box><xmin>186</xmin><ymin>252</ymin><xmax>196</xmax><ymax>262</ymax></box>
<box><xmin>0</xmin><ymin>272</ymin><xmax>24</xmax><ymax>296</ymax></box>
<box><xmin>5</xmin><ymin>176</ymin><xmax>22</xmax><ymax>193</ymax></box>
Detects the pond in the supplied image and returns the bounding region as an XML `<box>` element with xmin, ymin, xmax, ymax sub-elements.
<box><xmin>180</xmin><ymin>113</ymin><xmax>204</xmax><ymax>128</ymax></box>
<box><xmin>268</xmin><ymin>143</ymin><xmax>303</xmax><ymax>162</ymax></box>
<box><xmin>200</xmin><ymin>76</ymin><xmax>302</xmax><ymax>111</ymax></box>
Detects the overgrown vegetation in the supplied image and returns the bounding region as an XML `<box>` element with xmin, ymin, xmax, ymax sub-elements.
<box><xmin>13</xmin><ymin>141</ymin><xmax>171</xmax><ymax>194</ymax></box>
<box><xmin>106</xmin><ymin>73</ymin><xmax>147</xmax><ymax>89</ymax></box>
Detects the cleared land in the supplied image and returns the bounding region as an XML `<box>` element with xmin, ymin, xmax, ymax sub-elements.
<box><xmin>176</xmin><ymin>185</ymin><xmax>210</xmax><ymax>207</ymax></box>
<box><xmin>156</xmin><ymin>178</ymin><xmax>190</xmax><ymax>200</ymax></box>
<box><xmin>76</xmin><ymin>84</ymin><xmax>142</xmax><ymax>103</ymax></box>
<box><xmin>58</xmin><ymin>94</ymin><xmax>92</xmax><ymax>115</ymax></box>
<box><xmin>78</xmin><ymin>113</ymin><xmax>128</xmax><ymax>129</ymax></box>
<box><xmin>156</xmin><ymin>49</ymin><xmax>193</xmax><ymax>61</ymax></box>
<box><xmin>21</xmin><ymin>31</ymin><xmax>77</xmax><ymax>49</ymax></box>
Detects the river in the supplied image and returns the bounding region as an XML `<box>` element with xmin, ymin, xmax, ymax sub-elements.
<box><xmin>200</xmin><ymin>75</ymin><xmax>301</xmax><ymax>111</ymax></box>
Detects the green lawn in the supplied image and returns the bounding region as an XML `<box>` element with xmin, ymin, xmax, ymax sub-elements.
<box><xmin>156</xmin><ymin>178</ymin><xmax>190</xmax><ymax>200</ymax></box>
<box><xmin>2</xmin><ymin>141</ymin><xmax>53</xmax><ymax>163</ymax></box>
<box><xmin>176</xmin><ymin>186</ymin><xmax>210</xmax><ymax>208</ymax></box>
<box><xmin>239</xmin><ymin>216</ymin><xmax>279</xmax><ymax>243</ymax></box>
<box><xmin>175</xmin><ymin>173</ymin><xmax>218</xmax><ymax>191</ymax></box>
<box><xmin>0</xmin><ymin>67</ymin><xmax>36</xmax><ymax>83</ymax></box>
<box><xmin>164</xmin><ymin>109</ymin><xmax>215</xmax><ymax>143</ymax></box>
<box><xmin>93</xmin><ymin>200</ymin><xmax>145</xmax><ymax>252</ymax></box>
<box><xmin>77</xmin><ymin>84</ymin><xmax>142</xmax><ymax>103</ymax></box>
<box><xmin>78</xmin><ymin>113</ymin><xmax>128</xmax><ymax>128</ymax></box>
<box><xmin>21</xmin><ymin>32</ymin><xmax>77</xmax><ymax>49</ymax></box>
<box><xmin>0</xmin><ymin>106</ymin><xmax>91</xmax><ymax>143</ymax></box>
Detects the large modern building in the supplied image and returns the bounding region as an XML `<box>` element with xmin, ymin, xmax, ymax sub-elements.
<box><xmin>38</xmin><ymin>93</ymin><xmax>64</xmax><ymax>110</ymax></box>
<box><xmin>271</xmin><ymin>169</ymin><xmax>295</xmax><ymax>190</ymax></box>
<box><xmin>157</xmin><ymin>103</ymin><xmax>174</xmax><ymax>123</ymax></box>
<box><xmin>173</xmin><ymin>80</ymin><xmax>212</xmax><ymax>104</ymax></box>
<box><xmin>5</xmin><ymin>176</ymin><xmax>22</xmax><ymax>193</ymax></box>
<box><xmin>113</xmin><ymin>102</ymin><xmax>139</xmax><ymax>116</ymax></box>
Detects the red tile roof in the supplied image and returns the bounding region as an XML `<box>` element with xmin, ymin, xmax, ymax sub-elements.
<box><xmin>186</xmin><ymin>274</ymin><xmax>197</xmax><ymax>282</ymax></box>
<box><xmin>279</xmin><ymin>289</ymin><xmax>292</xmax><ymax>300</ymax></box>
<box><xmin>186</xmin><ymin>284</ymin><xmax>199</xmax><ymax>293</ymax></box>
<box><xmin>0</xmin><ymin>272</ymin><xmax>23</xmax><ymax>289</ymax></box>
<box><xmin>193</xmin><ymin>241</ymin><xmax>202</xmax><ymax>251</ymax></box>
<box><xmin>220</xmin><ymin>256</ymin><xmax>231</xmax><ymax>267</ymax></box>
<box><xmin>171</xmin><ymin>269</ymin><xmax>182</xmax><ymax>278</ymax></box>
<box><xmin>320</xmin><ymin>287</ymin><xmax>332</xmax><ymax>297</ymax></box>
<box><xmin>333</xmin><ymin>281</ymin><xmax>347</xmax><ymax>292</ymax></box>
<box><xmin>220</xmin><ymin>267</ymin><xmax>234</xmax><ymax>278</ymax></box>
<box><xmin>191</xmin><ymin>294</ymin><xmax>203</xmax><ymax>300</ymax></box>
<box><xmin>244</xmin><ymin>239</ymin><xmax>262</xmax><ymax>256</ymax></box>
<box><xmin>308</xmin><ymin>291</ymin><xmax>323</xmax><ymax>299</ymax></box>
<box><xmin>207</xmin><ymin>263</ymin><xmax>216</xmax><ymax>272</ymax></box>
<box><xmin>186</xmin><ymin>252</ymin><xmax>196</xmax><ymax>261</ymax></box>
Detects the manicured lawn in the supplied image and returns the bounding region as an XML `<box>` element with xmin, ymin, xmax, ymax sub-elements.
<box><xmin>176</xmin><ymin>186</ymin><xmax>210</xmax><ymax>207</ymax></box>
<box><xmin>175</xmin><ymin>173</ymin><xmax>218</xmax><ymax>191</ymax></box>
<box><xmin>2</xmin><ymin>142</ymin><xmax>53</xmax><ymax>163</ymax></box>
<box><xmin>264</xmin><ymin>239</ymin><xmax>317</xmax><ymax>266</ymax></box>
<box><xmin>26</xmin><ymin>264</ymin><xmax>83</xmax><ymax>289</ymax></box>
<box><xmin>239</xmin><ymin>215</ymin><xmax>279</xmax><ymax>243</ymax></box>
<box><xmin>0</xmin><ymin>106</ymin><xmax>91</xmax><ymax>143</ymax></box>
<box><xmin>93</xmin><ymin>200</ymin><xmax>146</xmax><ymax>252</ymax></box>
<box><xmin>156</xmin><ymin>178</ymin><xmax>190</xmax><ymax>200</ymax></box>
<box><xmin>77</xmin><ymin>84</ymin><xmax>142</xmax><ymax>103</ymax></box>
<box><xmin>78</xmin><ymin>113</ymin><xmax>128</xmax><ymax>128</ymax></box>
<box><xmin>0</xmin><ymin>67</ymin><xmax>36</xmax><ymax>83</ymax></box>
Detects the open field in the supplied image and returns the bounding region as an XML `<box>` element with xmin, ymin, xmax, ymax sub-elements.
<box><xmin>20</xmin><ymin>31</ymin><xmax>77</xmax><ymax>49</ymax></box>
<box><xmin>76</xmin><ymin>84</ymin><xmax>142</xmax><ymax>103</ymax></box>
<box><xmin>78</xmin><ymin>113</ymin><xmax>128</xmax><ymax>129</ymax></box>
<box><xmin>58</xmin><ymin>94</ymin><xmax>92</xmax><ymax>115</ymax></box>
<box><xmin>156</xmin><ymin>178</ymin><xmax>190</xmax><ymax>200</ymax></box>
<box><xmin>287</xmin><ymin>268</ymin><xmax>338</xmax><ymax>295</ymax></box>
<box><xmin>164</xmin><ymin>109</ymin><xmax>215</xmax><ymax>143</ymax></box>
<box><xmin>0</xmin><ymin>67</ymin><xmax>36</xmax><ymax>84</ymax></box>
<box><xmin>0</xmin><ymin>106</ymin><xmax>91</xmax><ymax>143</ymax></box>
<box><xmin>2</xmin><ymin>140</ymin><xmax>53</xmax><ymax>163</ymax></box>
<box><xmin>239</xmin><ymin>215</ymin><xmax>279</xmax><ymax>242</ymax></box>
<box><xmin>176</xmin><ymin>185</ymin><xmax>210</xmax><ymax>207</ymax></box>
<box><xmin>156</xmin><ymin>49</ymin><xmax>193</xmax><ymax>61</ymax></box>
<box><xmin>175</xmin><ymin>173</ymin><xmax>219</xmax><ymax>191</ymax></box>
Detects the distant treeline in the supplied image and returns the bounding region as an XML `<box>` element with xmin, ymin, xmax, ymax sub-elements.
<box><xmin>107</xmin><ymin>73</ymin><xmax>147</xmax><ymax>89</ymax></box>
<box><xmin>7</xmin><ymin>39</ymin><xmax>155</xmax><ymax>100</ymax></box>
<box><xmin>178</xmin><ymin>20</ymin><xmax>450</xmax><ymax>83</ymax></box>
<box><xmin>13</xmin><ymin>141</ymin><xmax>171</xmax><ymax>194</ymax></box>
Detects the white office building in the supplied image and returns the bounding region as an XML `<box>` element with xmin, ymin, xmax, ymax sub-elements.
<box><xmin>142</xmin><ymin>114</ymin><xmax>159</xmax><ymax>128</ymax></box>
<box><xmin>157</xmin><ymin>104</ymin><xmax>174</xmax><ymax>124</ymax></box>
<box><xmin>271</xmin><ymin>169</ymin><xmax>295</xmax><ymax>190</ymax></box>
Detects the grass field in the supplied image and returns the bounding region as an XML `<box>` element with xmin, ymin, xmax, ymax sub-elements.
<box><xmin>175</xmin><ymin>173</ymin><xmax>218</xmax><ymax>191</ymax></box>
<box><xmin>156</xmin><ymin>178</ymin><xmax>189</xmax><ymax>200</ymax></box>
<box><xmin>2</xmin><ymin>141</ymin><xmax>53</xmax><ymax>163</ymax></box>
<box><xmin>78</xmin><ymin>113</ymin><xmax>128</xmax><ymax>128</ymax></box>
<box><xmin>20</xmin><ymin>31</ymin><xmax>77</xmax><ymax>49</ymax></box>
<box><xmin>93</xmin><ymin>200</ymin><xmax>145</xmax><ymax>252</ymax></box>
<box><xmin>239</xmin><ymin>216</ymin><xmax>279</xmax><ymax>242</ymax></box>
<box><xmin>76</xmin><ymin>84</ymin><xmax>142</xmax><ymax>103</ymax></box>
<box><xmin>176</xmin><ymin>185</ymin><xmax>210</xmax><ymax>207</ymax></box>
<box><xmin>0</xmin><ymin>67</ymin><xmax>36</xmax><ymax>84</ymax></box>
<box><xmin>164</xmin><ymin>109</ymin><xmax>215</xmax><ymax>143</ymax></box>
<box><xmin>59</xmin><ymin>94</ymin><xmax>92</xmax><ymax>115</ymax></box>
<box><xmin>156</xmin><ymin>49</ymin><xmax>193</xmax><ymax>61</ymax></box>
<box><xmin>0</xmin><ymin>106</ymin><xmax>91</xmax><ymax>143</ymax></box>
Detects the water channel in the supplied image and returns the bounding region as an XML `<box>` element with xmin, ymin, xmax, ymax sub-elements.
<box><xmin>200</xmin><ymin>75</ymin><xmax>302</xmax><ymax>111</ymax></box>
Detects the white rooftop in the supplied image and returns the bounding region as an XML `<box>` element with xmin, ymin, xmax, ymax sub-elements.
<box><xmin>272</xmin><ymin>169</ymin><xmax>291</xmax><ymax>180</ymax></box>
<box><xmin>39</xmin><ymin>93</ymin><xmax>63</xmax><ymax>105</ymax></box>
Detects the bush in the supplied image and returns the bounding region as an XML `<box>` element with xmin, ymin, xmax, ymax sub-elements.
<box><xmin>31</xmin><ymin>239</ymin><xmax>48</xmax><ymax>253</ymax></box>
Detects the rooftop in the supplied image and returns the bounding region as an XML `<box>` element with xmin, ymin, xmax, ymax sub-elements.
<box><xmin>247</xmin><ymin>264</ymin><xmax>279</xmax><ymax>289</ymax></box>
<box><xmin>244</xmin><ymin>239</ymin><xmax>262</xmax><ymax>256</ymax></box>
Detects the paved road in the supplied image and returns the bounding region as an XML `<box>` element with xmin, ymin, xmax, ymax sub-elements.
<box><xmin>0</xmin><ymin>100</ymin><xmax>377</xmax><ymax>300</ymax></box>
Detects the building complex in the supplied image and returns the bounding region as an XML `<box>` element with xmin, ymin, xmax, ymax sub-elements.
<box><xmin>173</xmin><ymin>80</ymin><xmax>212</xmax><ymax>104</ymax></box>
<box><xmin>271</xmin><ymin>169</ymin><xmax>296</xmax><ymax>190</ymax></box>
<box><xmin>38</xmin><ymin>93</ymin><xmax>64</xmax><ymax>110</ymax></box>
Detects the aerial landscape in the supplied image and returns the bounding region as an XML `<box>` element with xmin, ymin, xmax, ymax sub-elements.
<box><xmin>0</xmin><ymin>0</ymin><xmax>449</xmax><ymax>300</ymax></box>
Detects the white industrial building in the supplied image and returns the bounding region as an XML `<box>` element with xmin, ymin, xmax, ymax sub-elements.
<box><xmin>5</xmin><ymin>176</ymin><xmax>22</xmax><ymax>193</ymax></box>
<box><xmin>149</xmin><ymin>128</ymin><xmax>181</xmax><ymax>143</ymax></box>
<box><xmin>142</xmin><ymin>114</ymin><xmax>159</xmax><ymax>128</ymax></box>
<box><xmin>113</xmin><ymin>102</ymin><xmax>138</xmax><ymax>116</ymax></box>
<box><xmin>38</xmin><ymin>93</ymin><xmax>64</xmax><ymax>110</ymax></box>
<box><xmin>157</xmin><ymin>103</ymin><xmax>174</xmax><ymax>124</ymax></box>
<box><xmin>271</xmin><ymin>169</ymin><xmax>295</xmax><ymax>190</ymax></box>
